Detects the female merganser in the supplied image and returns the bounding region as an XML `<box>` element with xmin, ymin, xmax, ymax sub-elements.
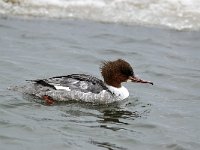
<box><xmin>26</xmin><ymin>59</ymin><xmax>153</xmax><ymax>104</ymax></box>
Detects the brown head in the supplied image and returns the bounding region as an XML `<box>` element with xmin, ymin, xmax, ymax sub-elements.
<box><xmin>100</xmin><ymin>59</ymin><xmax>153</xmax><ymax>88</ymax></box>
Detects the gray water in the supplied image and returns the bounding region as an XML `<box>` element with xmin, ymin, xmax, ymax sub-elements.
<box><xmin>0</xmin><ymin>17</ymin><xmax>200</xmax><ymax>150</ymax></box>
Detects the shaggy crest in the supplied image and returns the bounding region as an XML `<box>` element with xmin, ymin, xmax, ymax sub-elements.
<box><xmin>100</xmin><ymin>59</ymin><xmax>134</xmax><ymax>87</ymax></box>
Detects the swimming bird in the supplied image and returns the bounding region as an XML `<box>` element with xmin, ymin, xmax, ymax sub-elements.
<box><xmin>26</xmin><ymin>59</ymin><xmax>153</xmax><ymax>104</ymax></box>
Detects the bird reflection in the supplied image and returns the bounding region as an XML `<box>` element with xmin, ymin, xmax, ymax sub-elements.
<box><xmin>23</xmin><ymin>94</ymin><xmax>151</xmax><ymax>129</ymax></box>
<box><xmin>96</xmin><ymin>100</ymin><xmax>151</xmax><ymax>131</ymax></box>
<box><xmin>98</xmin><ymin>109</ymin><xmax>140</xmax><ymax>125</ymax></box>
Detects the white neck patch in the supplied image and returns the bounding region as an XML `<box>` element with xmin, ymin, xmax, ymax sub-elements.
<box><xmin>106</xmin><ymin>85</ymin><xmax>129</xmax><ymax>100</ymax></box>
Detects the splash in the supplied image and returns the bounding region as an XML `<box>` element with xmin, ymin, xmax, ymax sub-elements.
<box><xmin>1</xmin><ymin>0</ymin><xmax>200</xmax><ymax>30</ymax></box>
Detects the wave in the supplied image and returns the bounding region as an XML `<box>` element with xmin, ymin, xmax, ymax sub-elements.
<box><xmin>1</xmin><ymin>0</ymin><xmax>200</xmax><ymax>31</ymax></box>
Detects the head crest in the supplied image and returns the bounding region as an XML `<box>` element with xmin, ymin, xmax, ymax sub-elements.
<box><xmin>100</xmin><ymin>59</ymin><xmax>134</xmax><ymax>87</ymax></box>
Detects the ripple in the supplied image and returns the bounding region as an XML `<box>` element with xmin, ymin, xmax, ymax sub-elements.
<box><xmin>165</xmin><ymin>143</ymin><xmax>187</xmax><ymax>150</ymax></box>
<box><xmin>91</xmin><ymin>140</ymin><xmax>127</xmax><ymax>150</ymax></box>
<box><xmin>98</xmin><ymin>49</ymin><xmax>127</xmax><ymax>56</ymax></box>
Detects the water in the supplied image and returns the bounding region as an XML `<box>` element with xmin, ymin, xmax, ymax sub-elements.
<box><xmin>1</xmin><ymin>0</ymin><xmax>200</xmax><ymax>31</ymax></box>
<box><xmin>0</xmin><ymin>4</ymin><xmax>200</xmax><ymax>150</ymax></box>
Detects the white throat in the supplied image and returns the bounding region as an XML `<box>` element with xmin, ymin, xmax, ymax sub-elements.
<box><xmin>106</xmin><ymin>85</ymin><xmax>129</xmax><ymax>100</ymax></box>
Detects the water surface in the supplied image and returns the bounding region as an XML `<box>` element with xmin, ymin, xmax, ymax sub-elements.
<box><xmin>1</xmin><ymin>0</ymin><xmax>200</xmax><ymax>30</ymax></box>
<box><xmin>0</xmin><ymin>17</ymin><xmax>200</xmax><ymax>150</ymax></box>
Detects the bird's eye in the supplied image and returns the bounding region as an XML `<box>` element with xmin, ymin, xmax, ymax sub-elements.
<box><xmin>122</xmin><ymin>69</ymin><xmax>133</xmax><ymax>76</ymax></box>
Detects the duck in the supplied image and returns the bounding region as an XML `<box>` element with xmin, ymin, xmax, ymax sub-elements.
<box><xmin>26</xmin><ymin>59</ymin><xmax>153</xmax><ymax>104</ymax></box>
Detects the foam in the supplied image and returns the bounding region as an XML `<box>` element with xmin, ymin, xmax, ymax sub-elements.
<box><xmin>1</xmin><ymin>0</ymin><xmax>200</xmax><ymax>30</ymax></box>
